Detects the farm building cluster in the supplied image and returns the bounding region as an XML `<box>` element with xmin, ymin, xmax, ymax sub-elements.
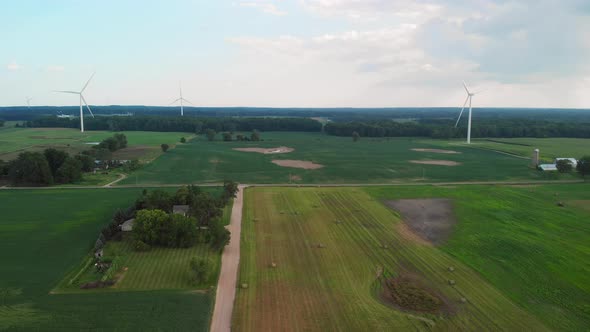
<box><xmin>532</xmin><ymin>149</ymin><xmax>578</xmax><ymax>171</ymax></box>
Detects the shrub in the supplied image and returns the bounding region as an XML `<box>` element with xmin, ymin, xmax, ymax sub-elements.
<box><xmin>190</xmin><ymin>257</ymin><xmax>211</xmax><ymax>284</ymax></box>
<box><xmin>180</xmin><ymin>137</ymin><xmax>186</xmax><ymax>143</ymax></box>
<box><xmin>161</xmin><ymin>143</ymin><xmax>170</xmax><ymax>152</ymax></box>
<box><xmin>133</xmin><ymin>239</ymin><xmax>151</xmax><ymax>252</ymax></box>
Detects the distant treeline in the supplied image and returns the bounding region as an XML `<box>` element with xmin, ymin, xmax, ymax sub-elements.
<box><xmin>2</xmin><ymin>105</ymin><xmax>590</xmax><ymax>122</ymax></box>
<box><xmin>27</xmin><ymin>116</ymin><xmax>322</xmax><ymax>133</ymax></box>
<box><xmin>325</xmin><ymin>119</ymin><xmax>590</xmax><ymax>139</ymax></box>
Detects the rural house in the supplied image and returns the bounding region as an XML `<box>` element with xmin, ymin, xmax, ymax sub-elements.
<box><xmin>173</xmin><ymin>205</ymin><xmax>189</xmax><ymax>216</ymax></box>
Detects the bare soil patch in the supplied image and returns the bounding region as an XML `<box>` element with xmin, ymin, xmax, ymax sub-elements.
<box><xmin>409</xmin><ymin>160</ymin><xmax>461</xmax><ymax>166</ymax></box>
<box><xmin>112</xmin><ymin>145</ymin><xmax>155</xmax><ymax>160</ymax></box>
<box><xmin>272</xmin><ymin>159</ymin><xmax>324</xmax><ymax>170</ymax></box>
<box><xmin>289</xmin><ymin>174</ymin><xmax>302</xmax><ymax>181</ymax></box>
<box><xmin>386</xmin><ymin>199</ymin><xmax>456</xmax><ymax>245</ymax></box>
<box><xmin>381</xmin><ymin>274</ymin><xmax>450</xmax><ymax>314</ymax></box>
<box><xmin>412</xmin><ymin>148</ymin><xmax>461</xmax><ymax>154</ymax></box>
<box><xmin>233</xmin><ymin>146</ymin><xmax>294</xmax><ymax>154</ymax></box>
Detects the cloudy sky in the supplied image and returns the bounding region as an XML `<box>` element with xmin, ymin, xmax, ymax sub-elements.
<box><xmin>1</xmin><ymin>0</ymin><xmax>589</xmax><ymax>108</ymax></box>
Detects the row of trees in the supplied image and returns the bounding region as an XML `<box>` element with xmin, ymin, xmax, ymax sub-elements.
<box><xmin>556</xmin><ymin>157</ymin><xmax>590</xmax><ymax>177</ymax></box>
<box><xmin>27</xmin><ymin>115</ymin><xmax>322</xmax><ymax>133</ymax></box>
<box><xmin>325</xmin><ymin>119</ymin><xmax>590</xmax><ymax>139</ymax></box>
<box><xmin>0</xmin><ymin>149</ymin><xmax>92</xmax><ymax>186</ymax></box>
<box><xmin>205</xmin><ymin>129</ymin><xmax>261</xmax><ymax>142</ymax></box>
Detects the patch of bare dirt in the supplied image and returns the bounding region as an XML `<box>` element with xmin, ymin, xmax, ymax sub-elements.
<box><xmin>386</xmin><ymin>199</ymin><xmax>456</xmax><ymax>245</ymax></box>
<box><xmin>380</xmin><ymin>273</ymin><xmax>452</xmax><ymax>314</ymax></box>
<box><xmin>409</xmin><ymin>160</ymin><xmax>461</xmax><ymax>166</ymax></box>
<box><xmin>412</xmin><ymin>148</ymin><xmax>461</xmax><ymax>154</ymax></box>
<box><xmin>112</xmin><ymin>145</ymin><xmax>155</xmax><ymax>160</ymax></box>
<box><xmin>289</xmin><ymin>174</ymin><xmax>302</xmax><ymax>181</ymax></box>
<box><xmin>233</xmin><ymin>146</ymin><xmax>294</xmax><ymax>154</ymax></box>
<box><xmin>272</xmin><ymin>160</ymin><xmax>324</xmax><ymax>170</ymax></box>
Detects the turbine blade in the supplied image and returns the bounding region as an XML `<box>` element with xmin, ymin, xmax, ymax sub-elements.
<box><xmin>462</xmin><ymin>81</ymin><xmax>470</xmax><ymax>95</ymax></box>
<box><xmin>455</xmin><ymin>96</ymin><xmax>470</xmax><ymax>127</ymax></box>
<box><xmin>81</xmin><ymin>72</ymin><xmax>95</xmax><ymax>93</ymax></box>
<box><xmin>169</xmin><ymin>98</ymin><xmax>182</xmax><ymax>105</ymax></box>
<box><xmin>81</xmin><ymin>95</ymin><xmax>95</xmax><ymax>118</ymax></box>
<box><xmin>54</xmin><ymin>90</ymin><xmax>80</xmax><ymax>94</ymax></box>
<box><xmin>472</xmin><ymin>88</ymin><xmax>486</xmax><ymax>95</ymax></box>
<box><xmin>181</xmin><ymin>98</ymin><xmax>193</xmax><ymax>105</ymax></box>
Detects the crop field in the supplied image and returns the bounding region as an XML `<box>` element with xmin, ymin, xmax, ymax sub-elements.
<box><xmin>367</xmin><ymin>183</ymin><xmax>590</xmax><ymax>331</ymax></box>
<box><xmin>233</xmin><ymin>187</ymin><xmax>552</xmax><ymax>331</ymax></box>
<box><xmin>0</xmin><ymin>127</ymin><xmax>192</xmax><ymax>161</ymax></box>
<box><xmin>120</xmin><ymin>132</ymin><xmax>558</xmax><ymax>185</ymax></box>
<box><xmin>423</xmin><ymin>137</ymin><xmax>590</xmax><ymax>161</ymax></box>
<box><xmin>0</xmin><ymin>188</ymin><xmax>214</xmax><ymax>331</ymax></box>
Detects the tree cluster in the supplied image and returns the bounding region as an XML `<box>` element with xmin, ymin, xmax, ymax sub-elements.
<box><xmin>2</xmin><ymin>149</ymin><xmax>85</xmax><ymax>186</ymax></box>
<box><xmin>133</xmin><ymin>209</ymin><xmax>198</xmax><ymax>248</ymax></box>
<box><xmin>96</xmin><ymin>133</ymin><xmax>127</xmax><ymax>152</ymax></box>
<box><xmin>28</xmin><ymin>115</ymin><xmax>322</xmax><ymax>133</ymax></box>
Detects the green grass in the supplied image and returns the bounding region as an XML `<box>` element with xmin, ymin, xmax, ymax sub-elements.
<box><xmin>423</xmin><ymin>137</ymin><xmax>590</xmax><ymax>161</ymax></box>
<box><xmin>0</xmin><ymin>127</ymin><xmax>192</xmax><ymax>161</ymax></box>
<box><xmin>233</xmin><ymin>186</ymin><xmax>549</xmax><ymax>331</ymax></box>
<box><xmin>121</xmin><ymin>132</ymin><xmax>558</xmax><ymax>185</ymax></box>
<box><xmin>366</xmin><ymin>183</ymin><xmax>590</xmax><ymax>331</ymax></box>
<box><xmin>0</xmin><ymin>188</ymin><xmax>214</xmax><ymax>331</ymax></box>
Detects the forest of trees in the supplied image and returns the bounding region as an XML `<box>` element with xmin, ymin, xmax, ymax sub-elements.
<box><xmin>27</xmin><ymin>116</ymin><xmax>322</xmax><ymax>133</ymax></box>
<box><xmin>325</xmin><ymin>119</ymin><xmax>590</xmax><ymax>139</ymax></box>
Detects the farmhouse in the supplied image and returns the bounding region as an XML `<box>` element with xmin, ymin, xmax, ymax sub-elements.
<box><xmin>121</xmin><ymin>218</ymin><xmax>135</xmax><ymax>232</ymax></box>
<box><xmin>555</xmin><ymin>158</ymin><xmax>578</xmax><ymax>167</ymax></box>
<box><xmin>173</xmin><ymin>205</ymin><xmax>189</xmax><ymax>216</ymax></box>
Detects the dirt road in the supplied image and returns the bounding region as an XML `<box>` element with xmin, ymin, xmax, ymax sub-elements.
<box><xmin>210</xmin><ymin>185</ymin><xmax>246</xmax><ymax>332</ymax></box>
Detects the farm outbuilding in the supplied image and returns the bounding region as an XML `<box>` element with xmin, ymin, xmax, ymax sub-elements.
<box><xmin>173</xmin><ymin>205</ymin><xmax>189</xmax><ymax>216</ymax></box>
<box><xmin>538</xmin><ymin>164</ymin><xmax>558</xmax><ymax>171</ymax></box>
<box><xmin>121</xmin><ymin>218</ymin><xmax>135</xmax><ymax>232</ymax></box>
<box><xmin>555</xmin><ymin>158</ymin><xmax>578</xmax><ymax>167</ymax></box>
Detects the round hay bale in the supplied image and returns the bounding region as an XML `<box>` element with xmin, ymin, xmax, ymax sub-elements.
<box><xmin>448</xmin><ymin>266</ymin><xmax>455</xmax><ymax>272</ymax></box>
<box><xmin>317</xmin><ymin>243</ymin><xmax>326</xmax><ymax>248</ymax></box>
<box><xmin>241</xmin><ymin>283</ymin><xmax>249</xmax><ymax>289</ymax></box>
<box><xmin>460</xmin><ymin>297</ymin><xmax>467</xmax><ymax>303</ymax></box>
<box><xmin>448</xmin><ymin>279</ymin><xmax>456</xmax><ymax>286</ymax></box>
<box><xmin>270</xmin><ymin>262</ymin><xmax>277</xmax><ymax>268</ymax></box>
<box><xmin>557</xmin><ymin>202</ymin><xmax>565</xmax><ymax>207</ymax></box>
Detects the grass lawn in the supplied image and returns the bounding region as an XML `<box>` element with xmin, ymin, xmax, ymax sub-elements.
<box><xmin>0</xmin><ymin>127</ymin><xmax>192</xmax><ymax>161</ymax></box>
<box><xmin>0</xmin><ymin>188</ymin><xmax>214</xmax><ymax>331</ymax></box>
<box><xmin>120</xmin><ymin>132</ymin><xmax>562</xmax><ymax>185</ymax></box>
<box><xmin>233</xmin><ymin>187</ymin><xmax>549</xmax><ymax>331</ymax></box>
<box><xmin>367</xmin><ymin>183</ymin><xmax>590</xmax><ymax>331</ymax></box>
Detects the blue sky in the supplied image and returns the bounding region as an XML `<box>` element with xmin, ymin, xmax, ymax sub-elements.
<box><xmin>1</xmin><ymin>0</ymin><xmax>589</xmax><ymax>107</ymax></box>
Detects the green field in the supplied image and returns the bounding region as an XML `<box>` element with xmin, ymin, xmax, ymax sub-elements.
<box><xmin>120</xmin><ymin>132</ymin><xmax>562</xmax><ymax>185</ymax></box>
<box><xmin>233</xmin><ymin>186</ymin><xmax>565</xmax><ymax>331</ymax></box>
<box><xmin>423</xmin><ymin>137</ymin><xmax>590</xmax><ymax>161</ymax></box>
<box><xmin>0</xmin><ymin>189</ymin><xmax>214</xmax><ymax>331</ymax></box>
<box><xmin>0</xmin><ymin>127</ymin><xmax>192</xmax><ymax>161</ymax></box>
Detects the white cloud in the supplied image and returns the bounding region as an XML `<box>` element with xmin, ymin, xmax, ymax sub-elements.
<box><xmin>238</xmin><ymin>1</ymin><xmax>287</xmax><ymax>16</ymax></box>
<box><xmin>7</xmin><ymin>61</ymin><xmax>21</xmax><ymax>71</ymax></box>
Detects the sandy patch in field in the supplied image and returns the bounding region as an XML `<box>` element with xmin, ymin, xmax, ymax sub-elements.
<box><xmin>386</xmin><ymin>199</ymin><xmax>456</xmax><ymax>245</ymax></box>
<box><xmin>272</xmin><ymin>160</ymin><xmax>324</xmax><ymax>170</ymax></box>
<box><xmin>409</xmin><ymin>160</ymin><xmax>461</xmax><ymax>166</ymax></box>
<box><xmin>233</xmin><ymin>146</ymin><xmax>294</xmax><ymax>154</ymax></box>
<box><xmin>412</xmin><ymin>148</ymin><xmax>461</xmax><ymax>154</ymax></box>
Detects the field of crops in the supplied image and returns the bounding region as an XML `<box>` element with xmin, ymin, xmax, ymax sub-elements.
<box><xmin>120</xmin><ymin>132</ymin><xmax>556</xmax><ymax>185</ymax></box>
<box><xmin>0</xmin><ymin>127</ymin><xmax>192</xmax><ymax>161</ymax></box>
<box><xmin>0</xmin><ymin>188</ymin><xmax>213</xmax><ymax>331</ymax></box>
<box><xmin>422</xmin><ymin>137</ymin><xmax>590</xmax><ymax>161</ymax></box>
<box><xmin>233</xmin><ymin>187</ymin><xmax>549</xmax><ymax>331</ymax></box>
<box><xmin>367</xmin><ymin>183</ymin><xmax>590</xmax><ymax>331</ymax></box>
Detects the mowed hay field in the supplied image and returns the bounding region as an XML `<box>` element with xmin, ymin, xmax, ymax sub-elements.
<box><xmin>0</xmin><ymin>189</ymin><xmax>213</xmax><ymax>331</ymax></box>
<box><xmin>0</xmin><ymin>127</ymin><xmax>192</xmax><ymax>161</ymax></box>
<box><xmin>233</xmin><ymin>187</ymin><xmax>550</xmax><ymax>331</ymax></box>
<box><xmin>121</xmin><ymin>132</ymin><xmax>545</xmax><ymax>185</ymax></box>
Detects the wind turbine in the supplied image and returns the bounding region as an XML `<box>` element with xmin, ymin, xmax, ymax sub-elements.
<box><xmin>26</xmin><ymin>97</ymin><xmax>33</xmax><ymax>109</ymax></box>
<box><xmin>455</xmin><ymin>81</ymin><xmax>482</xmax><ymax>144</ymax></box>
<box><xmin>54</xmin><ymin>73</ymin><xmax>95</xmax><ymax>132</ymax></box>
<box><xmin>170</xmin><ymin>82</ymin><xmax>192</xmax><ymax>116</ymax></box>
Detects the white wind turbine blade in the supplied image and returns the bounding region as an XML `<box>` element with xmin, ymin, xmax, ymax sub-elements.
<box><xmin>472</xmin><ymin>88</ymin><xmax>486</xmax><ymax>95</ymax></box>
<box><xmin>54</xmin><ymin>90</ymin><xmax>80</xmax><ymax>94</ymax></box>
<box><xmin>181</xmin><ymin>98</ymin><xmax>193</xmax><ymax>105</ymax></box>
<box><xmin>455</xmin><ymin>95</ymin><xmax>470</xmax><ymax>127</ymax></box>
<box><xmin>169</xmin><ymin>98</ymin><xmax>182</xmax><ymax>105</ymax></box>
<box><xmin>81</xmin><ymin>72</ymin><xmax>95</xmax><ymax>93</ymax></box>
<box><xmin>80</xmin><ymin>95</ymin><xmax>95</xmax><ymax>118</ymax></box>
<box><xmin>462</xmin><ymin>81</ymin><xmax>471</xmax><ymax>95</ymax></box>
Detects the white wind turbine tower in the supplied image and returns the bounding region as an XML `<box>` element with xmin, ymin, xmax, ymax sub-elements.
<box><xmin>26</xmin><ymin>97</ymin><xmax>33</xmax><ymax>109</ymax></box>
<box><xmin>54</xmin><ymin>73</ymin><xmax>95</xmax><ymax>132</ymax></box>
<box><xmin>455</xmin><ymin>81</ymin><xmax>482</xmax><ymax>144</ymax></box>
<box><xmin>170</xmin><ymin>82</ymin><xmax>192</xmax><ymax>116</ymax></box>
